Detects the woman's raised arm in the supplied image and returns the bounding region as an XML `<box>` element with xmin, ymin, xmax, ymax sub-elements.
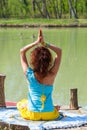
<box><xmin>20</xmin><ymin>30</ymin><xmax>43</xmax><ymax>75</ymax></box>
<box><xmin>48</xmin><ymin>43</ymin><xmax>62</xmax><ymax>75</ymax></box>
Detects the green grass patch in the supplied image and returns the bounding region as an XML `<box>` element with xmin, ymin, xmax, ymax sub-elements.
<box><xmin>0</xmin><ymin>18</ymin><xmax>87</xmax><ymax>25</ymax></box>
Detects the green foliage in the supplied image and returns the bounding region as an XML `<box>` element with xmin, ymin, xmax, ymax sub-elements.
<box><xmin>0</xmin><ymin>0</ymin><xmax>87</xmax><ymax>19</ymax></box>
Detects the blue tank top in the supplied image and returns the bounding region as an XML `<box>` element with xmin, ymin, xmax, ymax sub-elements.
<box><xmin>26</xmin><ymin>67</ymin><xmax>54</xmax><ymax>112</ymax></box>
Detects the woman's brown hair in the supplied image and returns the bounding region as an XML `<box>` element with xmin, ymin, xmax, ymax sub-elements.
<box><xmin>30</xmin><ymin>46</ymin><xmax>53</xmax><ymax>77</ymax></box>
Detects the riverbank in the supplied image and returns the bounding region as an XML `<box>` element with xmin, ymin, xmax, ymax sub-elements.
<box><xmin>0</xmin><ymin>18</ymin><xmax>87</xmax><ymax>28</ymax></box>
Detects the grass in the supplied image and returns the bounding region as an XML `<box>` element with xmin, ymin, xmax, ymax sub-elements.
<box><xmin>0</xmin><ymin>18</ymin><xmax>87</xmax><ymax>26</ymax></box>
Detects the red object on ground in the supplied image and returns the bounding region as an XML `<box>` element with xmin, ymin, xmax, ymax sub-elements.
<box><xmin>5</xmin><ymin>101</ymin><xmax>17</xmax><ymax>107</ymax></box>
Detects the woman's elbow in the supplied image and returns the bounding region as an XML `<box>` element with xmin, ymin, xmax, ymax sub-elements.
<box><xmin>20</xmin><ymin>49</ymin><xmax>25</xmax><ymax>56</ymax></box>
<box><xmin>20</xmin><ymin>48</ymin><xmax>23</xmax><ymax>54</ymax></box>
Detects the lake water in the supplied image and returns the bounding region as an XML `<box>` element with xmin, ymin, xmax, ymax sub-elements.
<box><xmin>0</xmin><ymin>28</ymin><xmax>87</xmax><ymax>107</ymax></box>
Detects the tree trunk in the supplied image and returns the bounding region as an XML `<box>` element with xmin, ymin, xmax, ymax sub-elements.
<box><xmin>59</xmin><ymin>0</ymin><xmax>63</xmax><ymax>18</ymax></box>
<box><xmin>74</xmin><ymin>0</ymin><xmax>78</xmax><ymax>17</ymax></box>
<box><xmin>23</xmin><ymin>0</ymin><xmax>28</xmax><ymax>6</ymax></box>
<box><xmin>55</xmin><ymin>0</ymin><xmax>60</xmax><ymax>18</ymax></box>
<box><xmin>49</xmin><ymin>0</ymin><xmax>58</xmax><ymax>18</ymax></box>
<box><xmin>53</xmin><ymin>0</ymin><xmax>58</xmax><ymax>18</ymax></box>
<box><xmin>42</xmin><ymin>0</ymin><xmax>50</xmax><ymax>18</ymax></box>
<box><xmin>68</xmin><ymin>0</ymin><xmax>78</xmax><ymax>18</ymax></box>
<box><xmin>32</xmin><ymin>0</ymin><xmax>36</xmax><ymax>12</ymax></box>
<box><xmin>35</xmin><ymin>1</ymin><xmax>44</xmax><ymax>17</ymax></box>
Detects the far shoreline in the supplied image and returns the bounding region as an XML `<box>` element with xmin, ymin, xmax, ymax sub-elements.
<box><xmin>0</xmin><ymin>18</ymin><xmax>87</xmax><ymax>28</ymax></box>
<box><xmin>0</xmin><ymin>23</ymin><xmax>87</xmax><ymax>28</ymax></box>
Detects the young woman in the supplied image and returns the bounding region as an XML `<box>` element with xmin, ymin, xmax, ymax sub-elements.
<box><xmin>17</xmin><ymin>30</ymin><xmax>62</xmax><ymax>120</ymax></box>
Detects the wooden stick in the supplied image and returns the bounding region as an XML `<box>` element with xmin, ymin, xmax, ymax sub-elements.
<box><xmin>70</xmin><ymin>88</ymin><xmax>78</xmax><ymax>110</ymax></box>
<box><xmin>0</xmin><ymin>74</ymin><xmax>6</xmax><ymax>107</ymax></box>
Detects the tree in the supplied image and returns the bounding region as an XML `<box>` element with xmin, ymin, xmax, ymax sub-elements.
<box><xmin>19</xmin><ymin>0</ymin><xmax>31</xmax><ymax>18</ymax></box>
<box><xmin>42</xmin><ymin>0</ymin><xmax>50</xmax><ymax>18</ymax></box>
<box><xmin>59</xmin><ymin>0</ymin><xmax>63</xmax><ymax>18</ymax></box>
<box><xmin>35</xmin><ymin>0</ymin><xmax>45</xmax><ymax>17</ymax></box>
<box><xmin>32</xmin><ymin>0</ymin><xmax>36</xmax><ymax>12</ymax></box>
<box><xmin>0</xmin><ymin>0</ymin><xmax>87</xmax><ymax>19</ymax></box>
<box><xmin>68</xmin><ymin>0</ymin><xmax>78</xmax><ymax>18</ymax></box>
<box><xmin>0</xmin><ymin>0</ymin><xmax>8</xmax><ymax>18</ymax></box>
<box><xmin>74</xmin><ymin>0</ymin><xmax>78</xmax><ymax>15</ymax></box>
<box><xmin>32</xmin><ymin>0</ymin><xmax>50</xmax><ymax>18</ymax></box>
